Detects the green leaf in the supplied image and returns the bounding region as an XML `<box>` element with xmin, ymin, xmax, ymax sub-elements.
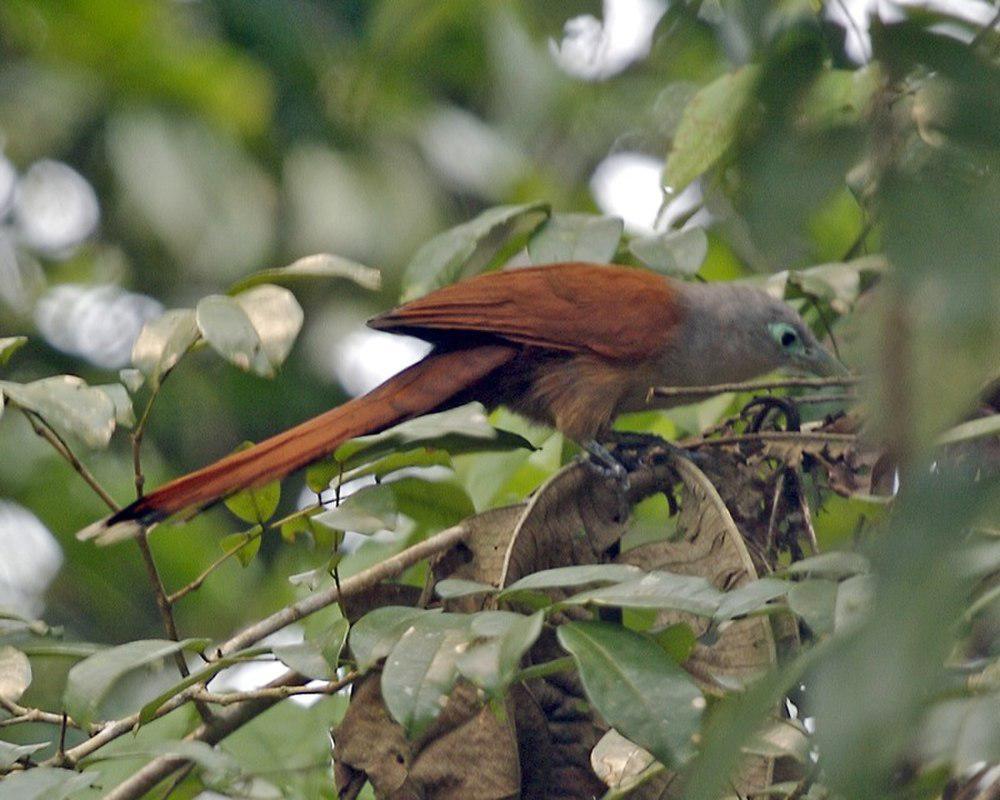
<box><xmin>274</xmin><ymin>640</ymin><xmax>332</xmax><ymax>680</ymax></box>
<box><xmin>563</xmin><ymin>571</ymin><xmax>724</xmax><ymax>617</ymax></box>
<box><xmin>137</xmin><ymin>646</ymin><xmax>271</xmax><ymax>726</ymax></box>
<box><xmin>381</xmin><ymin>613</ymin><xmax>472</xmax><ymax>737</ymax></box>
<box><xmin>527</xmin><ymin>213</ymin><xmax>623</xmax><ymax>264</ymax></box>
<box><xmin>228</xmin><ymin>253</ymin><xmax>381</xmax><ymax>294</ymax></box>
<box><xmin>0</xmin><ymin>336</ymin><xmax>27</xmax><ymax>366</ymax></box>
<box><xmin>456</xmin><ymin>610</ymin><xmax>543</xmax><ymax>693</ymax></box>
<box><xmin>664</xmin><ymin>66</ymin><xmax>760</xmax><ymax>194</ymax></box>
<box><xmin>0</xmin><ymin>767</ymin><xmax>96</xmax><ymax>800</ymax></box>
<box><xmin>557</xmin><ymin>621</ymin><xmax>704</xmax><ymax>768</ymax></box>
<box><xmin>787</xmin><ymin>579</ymin><xmax>838</xmax><ymax>635</ymax></box>
<box><xmin>500</xmin><ymin>564</ymin><xmax>643</xmax><ymax>597</ymax></box>
<box><xmin>435</xmin><ymin>578</ymin><xmax>496</xmax><ymax>599</ymax></box>
<box><xmin>938</xmin><ymin>414</ymin><xmax>1000</xmax><ymax>445</ymax></box>
<box><xmin>0</xmin><ymin>740</ymin><xmax>48</xmax><ymax>770</ymax></box>
<box><xmin>348</xmin><ymin>606</ymin><xmax>431</xmax><ymax>672</ymax></box>
<box><xmin>800</xmin><ymin>65</ymin><xmax>879</xmax><ymax>128</ymax></box>
<box><xmin>95</xmin><ymin>384</ymin><xmax>136</xmax><ymax>428</ymax></box>
<box><xmin>313</xmin><ymin>483</ymin><xmax>397</xmax><ymax>534</ymax></box>
<box><xmin>653</xmin><ymin>622</ymin><xmax>698</xmax><ymax>664</ymax></box>
<box><xmin>195</xmin><ymin>294</ymin><xmax>273</xmax><ymax>377</ymax></box>
<box><xmin>219</xmin><ymin>526</ymin><xmax>263</xmax><ymax>567</ymax></box>
<box><xmin>63</xmin><ymin>639</ymin><xmax>210</xmax><ymax>728</ymax></box>
<box><xmin>629</xmin><ymin>228</ymin><xmax>709</xmax><ymax>277</ymax></box>
<box><xmin>782</xmin><ymin>551</ymin><xmax>870</xmax><ymax>579</ymax></box>
<box><xmin>389</xmin><ymin>476</ymin><xmax>475</xmax><ymax>532</ymax></box>
<box><xmin>308</xmin><ymin>403</ymin><xmax>532</xmax><ymax>492</ymax></box>
<box><xmin>834</xmin><ymin>574</ymin><xmax>874</xmax><ymax>631</ymax></box>
<box><xmin>224</xmin><ymin>446</ymin><xmax>281</xmax><ymax>523</ymax></box>
<box><xmin>131</xmin><ymin>309</ymin><xmax>200</xmax><ymax>387</ymax></box>
<box><xmin>743</xmin><ymin>719</ymin><xmax>812</xmax><ymax>763</ymax></box>
<box><xmin>232</xmin><ymin>284</ymin><xmax>304</xmax><ymax>368</ymax></box>
<box><xmin>714</xmin><ymin>578</ymin><xmax>791</xmax><ymax>621</ymax></box>
<box><xmin>0</xmin><ymin>376</ymin><xmax>117</xmax><ymax>449</ymax></box>
<box><xmin>401</xmin><ymin>202</ymin><xmax>550</xmax><ymax>302</ymax></box>
<box><xmin>0</xmin><ymin>645</ymin><xmax>32</xmax><ymax>701</ymax></box>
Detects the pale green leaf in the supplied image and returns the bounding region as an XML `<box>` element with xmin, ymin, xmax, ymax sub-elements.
<box><xmin>629</xmin><ymin>228</ymin><xmax>708</xmax><ymax>276</ymax></box>
<box><xmin>527</xmin><ymin>213</ymin><xmax>623</xmax><ymax>264</ymax></box>
<box><xmin>233</xmin><ymin>283</ymin><xmax>304</xmax><ymax>368</ymax></box>
<box><xmin>0</xmin><ymin>646</ymin><xmax>32</xmax><ymax>701</ymax></box>
<box><xmin>349</xmin><ymin>606</ymin><xmax>432</xmax><ymax>672</ymax></box>
<box><xmin>63</xmin><ymin>638</ymin><xmax>210</xmax><ymax>728</ymax></box>
<box><xmin>0</xmin><ymin>376</ymin><xmax>117</xmax><ymax>448</ymax></box>
<box><xmin>664</xmin><ymin>66</ymin><xmax>760</xmax><ymax>194</ymax></box>
<box><xmin>195</xmin><ymin>294</ymin><xmax>273</xmax><ymax>377</ymax></box>
<box><xmin>401</xmin><ymin>202</ymin><xmax>550</xmax><ymax>302</ymax></box>
<box><xmin>131</xmin><ymin>309</ymin><xmax>199</xmax><ymax>386</ymax></box>
<box><xmin>0</xmin><ymin>336</ymin><xmax>27</xmax><ymax>366</ymax></box>
<box><xmin>228</xmin><ymin>252</ymin><xmax>381</xmax><ymax>294</ymax></box>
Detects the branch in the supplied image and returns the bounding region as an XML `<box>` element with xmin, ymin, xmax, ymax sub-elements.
<box><xmin>99</xmin><ymin>671</ymin><xmax>312</xmax><ymax>800</ymax></box>
<box><xmin>22</xmin><ymin>411</ymin><xmax>119</xmax><ymax>512</ymax></box>
<box><xmin>684</xmin><ymin>430</ymin><xmax>858</xmax><ymax>448</ymax></box>
<box><xmin>650</xmin><ymin>375</ymin><xmax>860</xmax><ymax>401</ymax></box>
<box><xmin>192</xmin><ymin>671</ymin><xmax>359</xmax><ymax>706</ymax></box>
<box><xmin>0</xmin><ymin>697</ymin><xmax>97</xmax><ymax>735</ymax></box>
<box><xmin>215</xmin><ymin>519</ymin><xmax>471</xmax><ymax>657</ymax></box>
<box><xmin>167</xmin><ymin>532</ymin><xmax>261</xmax><ymax>604</ymax></box>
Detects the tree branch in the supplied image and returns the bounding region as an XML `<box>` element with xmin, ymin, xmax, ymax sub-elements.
<box><xmin>22</xmin><ymin>410</ymin><xmax>119</xmax><ymax>512</ymax></box>
<box><xmin>649</xmin><ymin>375</ymin><xmax>859</xmax><ymax>401</ymax></box>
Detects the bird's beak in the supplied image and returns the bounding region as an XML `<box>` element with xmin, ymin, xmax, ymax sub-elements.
<box><xmin>806</xmin><ymin>345</ymin><xmax>850</xmax><ymax>377</ymax></box>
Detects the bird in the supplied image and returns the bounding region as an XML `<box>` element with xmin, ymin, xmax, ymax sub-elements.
<box><xmin>79</xmin><ymin>262</ymin><xmax>845</xmax><ymax>544</ymax></box>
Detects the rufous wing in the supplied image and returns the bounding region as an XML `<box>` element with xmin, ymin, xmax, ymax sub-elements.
<box><xmin>369</xmin><ymin>262</ymin><xmax>684</xmax><ymax>362</ymax></box>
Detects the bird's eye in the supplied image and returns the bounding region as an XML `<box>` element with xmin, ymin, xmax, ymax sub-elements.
<box><xmin>768</xmin><ymin>322</ymin><xmax>805</xmax><ymax>353</ymax></box>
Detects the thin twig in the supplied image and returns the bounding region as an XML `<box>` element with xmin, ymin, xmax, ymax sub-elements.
<box><xmin>765</xmin><ymin>471</ymin><xmax>786</xmax><ymax>555</ymax></box>
<box><xmin>215</xmin><ymin>519</ymin><xmax>471</xmax><ymax>658</ymax></box>
<box><xmin>789</xmin><ymin>393</ymin><xmax>856</xmax><ymax>405</ymax></box>
<box><xmin>651</xmin><ymin>375</ymin><xmax>859</xmax><ymax>401</ymax></box>
<box><xmin>167</xmin><ymin>531</ymin><xmax>262</xmax><ymax>604</ymax></box>
<box><xmin>193</xmin><ymin>671</ymin><xmax>359</xmax><ymax>706</ymax></box>
<box><xmin>684</xmin><ymin>430</ymin><xmax>858</xmax><ymax>449</ymax></box>
<box><xmin>22</xmin><ymin>410</ymin><xmax>119</xmax><ymax>512</ymax></box>
<box><xmin>0</xmin><ymin>697</ymin><xmax>97</xmax><ymax>734</ymax></box>
<box><xmin>98</xmin><ymin>671</ymin><xmax>312</xmax><ymax>800</ymax></box>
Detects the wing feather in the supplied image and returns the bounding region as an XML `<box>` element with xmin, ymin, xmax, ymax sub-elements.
<box><xmin>369</xmin><ymin>263</ymin><xmax>683</xmax><ymax>362</ymax></box>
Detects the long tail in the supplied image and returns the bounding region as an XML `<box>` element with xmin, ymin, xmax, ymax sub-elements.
<box><xmin>78</xmin><ymin>343</ymin><xmax>517</xmax><ymax>544</ymax></box>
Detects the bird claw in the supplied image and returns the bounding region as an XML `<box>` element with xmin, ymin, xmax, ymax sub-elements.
<box><xmin>607</xmin><ymin>432</ymin><xmax>708</xmax><ymax>470</ymax></box>
<box><xmin>583</xmin><ymin>440</ymin><xmax>631</xmax><ymax>492</ymax></box>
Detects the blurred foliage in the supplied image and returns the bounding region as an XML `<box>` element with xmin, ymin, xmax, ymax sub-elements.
<box><xmin>0</xmin><ymin>1</ymin><xmax>998</xmax><ymax>799</ymax></box>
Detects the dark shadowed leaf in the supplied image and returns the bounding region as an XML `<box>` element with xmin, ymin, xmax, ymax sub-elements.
<box><xmin>381</xmin><ymin>612</ymin><xmax>472</xmax><ymax>737</ymax></box>
<box><xmin>629</xmin><ymin>228</ymin><xmax>708</xmax><ymax>276</ymax></box>
<box><xmin>0</xmin><ymin>376</ymin><xmax>117</xmax><ymax>448</ymax></box>
<box><xmin>131</xmin><ymin>309</ymin><xmax>199</xmax><ymax>387</ymax></box>
<box><xmin>349</xmin><ymin>606</ymin><xmax>432</xmax><ymax>672</ymax></box>
<box><xmin>195</xmin><ymin>294</ymin><xmax>272</xmax><ymax>377</ymax></box>
<box><xmin>63</xmin><ymin>638</ymin><xmax>210</xmax><ymax>728</ymax></box>
<box><xmin>527</xmin><ymin>213</ymin><xmax>623</xmax><ymax>264</ymax></box>
<box><xmin>228</xmin><ymin>252</ymin><xmax>381</xmax><ymax>294</ymax></box>
<box><xmin>401</xmin><ymin>202</ymin><xmax>550</xmax><ymax>301</ymax></box>
<box><xmin>558</xmin><ymin>621</ymin><xmax>704</xmax><ymax>768</ymax></box>
<box><xmin>664</xmin><ymin>66</ymin><xmax>760</xmax><ymax>194</ymax></box>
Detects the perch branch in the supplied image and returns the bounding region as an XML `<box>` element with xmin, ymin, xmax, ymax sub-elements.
<box><xmin>650</xmin><ymin>375</ymin><xmax>859</xmax><ymax>401</ymax></box>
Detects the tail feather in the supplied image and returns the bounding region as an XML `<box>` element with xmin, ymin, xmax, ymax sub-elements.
<box><xmin>78</xmin><ymin>344</ymin><xmax>517</xmax><ymax>544</ymax></box>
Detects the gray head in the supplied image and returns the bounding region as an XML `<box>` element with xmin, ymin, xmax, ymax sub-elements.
<box><xmin>670</xmin><ymin>281</ymin><xmax>846</xmax><ymax>385</ymax></box>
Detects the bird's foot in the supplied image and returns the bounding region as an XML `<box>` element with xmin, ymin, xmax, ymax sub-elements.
<box><xmin>607</xmin><ymin>431</ymin><xmax>708</xmax><ymax>470</ymax></box>
<box><xmin>583</xmin><ymin>440</ymin><xmax>631</xmax><ymax>491</ymax></box>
